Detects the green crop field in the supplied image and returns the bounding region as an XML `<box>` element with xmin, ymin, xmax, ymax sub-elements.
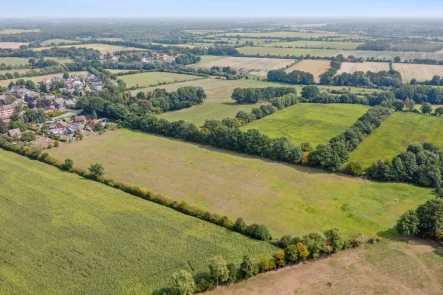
<box><xmin>241</xmin><ymin>104</ymin><xmax>370</xmax><ymax>146</ymax></box>
<box><xmin>196</xmin><ymin>55</ymin><xmax>226</xmax><ymax>63</ymax></box>
<box><xmin>237</xmin><ymin>47</ymin><xmax>339</xmax><ymax>57</ymax></box>
<box><xmin>0</xmin><ymin>57</ymin><xmax>30</xmax><ymax>66</ymax></box>
<box><xmin>50</xmin><ymin>129</ymin><xmax>434</xmax><ymax>239</ymax></box>
<box><xmin>0</xmin><ymin>71</ymin><xmax>88</xmax><ymax>86</ymax></box>
<box><xmin>40</xmin><ymin>39</ymin><xmax>80</xmax><ymax>46</ymax></box>
<box><xmin>0</xmin><ymin>149</ymin><xmax>276</xmax><ymax>294</ymax></box>
<box><xmin>348</xmin><ymin>112</ymin><xmax>443</xmax><ymax>169</ymax></box>
<box><xmin>264</xmin><ymin>40</ymin><xmax>363</xmax><ymax>50</ymax></box>
<box><xmin>119</xmin><ymin>72</ymin><xmax>202</xmax><ymax>88</ymax></box>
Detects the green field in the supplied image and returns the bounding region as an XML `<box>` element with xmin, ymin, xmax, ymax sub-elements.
<box><xmin>349</xmin><ymin>112</ymin><xmax>443</xmax><ymax>168</ymax></box>
<box><xmin>241</xmin><ymin>104</ymin><xmax>370</xmax><ymax>146</ymax></box>
<box><xmin>197</xmin><ymin>55</ymin><xmax>226</xmax><ymax>63</ymax></box>
<box><xmin>41</xmin><ymin>39</ymin><xmax>80</xmax><ymax>46</ymax></box>
<box><xmin>0</xmin><ymin>29</ymin><xmax>40</xmax><ymax>34</ymax></box>
<box><xmin>264</xmin><ymin>40</ymin><xmax>363</xmax><ymax>50</ymax></box>
<box><xmin>50</xmin><ymin>129</ymin><xmax>434</xmax><ymax>239</ymax></box>
<box><xmin>0</xmin><ymin>68</ymin><xmax>31</xmax><ymax>76</ymax></box>
<box><xmin>0</xmin><ymin>71</ymin><xmax>88</xmax><ymax>86</ymax></box>
<box><xmin>119</xmin><ymin>72</ymin><xmax>201</xmax><ymax>88</ymax></box>
<box><xmin>0</xmin><ymin>57</ymin><xmax>30</xmax><ymax>66</ymax></box>
<box><xmin>45</xmin><ymin>57</ymin><xmax>74</xmax><ymax>64</ymax></box>
<box><xmin>237</xmin><ymin>47</ymin><xmax>339</xmax><ymax>57</ymax></box>
<box><xmin>34</xmin><ymin>43</ymin><xmax>144</xmax><ymax>53</ymax></box>
<box><xmin>218</xmin><ymin>31</ymin><xmax>355</xmax><ymax>38</ymax></box>
<box><xmin>0</xmin><ymin>149</ymin><xmax>276</xmax><ymax>294</ymax></box>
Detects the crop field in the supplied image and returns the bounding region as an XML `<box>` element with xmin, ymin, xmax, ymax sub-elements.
<box><xmin>241</xmin><ymin>104</ymin><xmax>370</xmax><ymax>146</ymax></box>
<box><xmin>285</xmin><ymin>59</ymin><xmax>330</xmax><ymax>82</ymax></box>
<box><xmin>119</xmin><ymin>72</ymin><xmax>201</xmax><ymax>88</ymax></box>
<box><xmin>337</xmin><ymin>50</ymin><xmax>443</xmax><ymax>61</ymax></box>
<box><xmin>392</xmin><ymin>63</ymin><xmax>443</xmax><ymax>82</ymax></box>
<box><xmin>0</xmin><ymin>149</ymin><xmax>276</xmax><ymax>294</ymax></box>
<box><xmin>237</xmin><ymin>47</ymin><xmax>339</xmax><ymax>57</ymax></box>
<box><xmin>0</xmin><ymin>71</ymin><xmax>88</xmax><ymax>87</ymax></box>
<box><xmin>50</xmin><ymin>128</ymin><xmax>433</xmax><ymax>238</ymax></box>
<box><xmin>348</xmin><ymin>112</ymin><xmax>443</xmax><ymax>169</ymax></box>
<box><xmin>264</xmin><ymin>40</ymin><xmax>363</xmax><ymax>50</ymax></box>
<box><xmin>191</xmin><ymin>56</ymin><xmax>296</xmax><ymax>77</ymax></box>
<box><xmin>40</xmin><ymin>39</ymin><xmax>80</xmax><ymax>46</ymax></box>
<box><xmin>212</xmin><ymin>240</ymin><xmax>443</xmax><ymax>295</ymax></box>
<box><xmin>34</xmin><ymin>43</ymin><xmax>144</xmax><ymax>53</ymax></box>
<box><xmin>0</xmin><ymin>57</ymin><xmax>30</xmax><ymax>66</ymax></box>
<box><xmin>197</xmin><ymin>55</ymin><xmax>226</xmax><ymax>63</ymax></box>
<box><xmin>106</xmin><ymin>69</ymin><xmax>135</xmax><ymax>74</ymax></box>
<box><xmin>336</xmin><ymin>62</ymin><xmax>390</xmax><ymax>75</ymax></box>
<box><xmin>218</xmin><ymin>31</ymin><xmax>355</xmax><ymax>38</ymax></box>
<box><xmin>0</xmin><ymin>68</ymin><xmax>31</xmax><ymax>75</ymax></box>
<box><xmin>0</xmin><ymin>29</ymin><xmax>40</xmax><ymax>34</ymax></box>
<box><xmin>0</xmin><ymin>42</ymin><xmax>28</xmax><ymax>49</ymax></box>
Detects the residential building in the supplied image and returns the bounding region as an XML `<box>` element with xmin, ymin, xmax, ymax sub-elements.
<box><xmin>0</xmin><ymin>103</ymin><xmax>18</xmax><ymax>118</ymax></box>
<box><xmin>74</xmin><ymin>115</ymin><xmax>86</xmax><ymax>124</ymax></box>
<box><xmin>8</xmin><ymin>128</ymin><xmax>22</xmax><ymax>138</ymax></box>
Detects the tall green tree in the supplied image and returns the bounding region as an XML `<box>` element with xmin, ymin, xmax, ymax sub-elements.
<box><xmin>169</xmin><ymin>270</ymin><xmax>195</xmax><ymax>295</ymax></box>
<box><xmin>209</xmin><ymin>255</ymin><xmax>229</xmax><ymax>286</ymax></box>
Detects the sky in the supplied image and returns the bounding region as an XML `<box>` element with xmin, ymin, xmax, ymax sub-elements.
<box><xmin>3</xmin><ymin>0</ymin><xmax>443</xmax><ymax>18</ymax></box>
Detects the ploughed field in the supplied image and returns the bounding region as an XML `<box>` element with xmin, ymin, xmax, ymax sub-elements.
<box><xmin>336</xmin><ymin>62</ymin><xmax>390</xmax><ymax>75</ymax></box>
<box><xmin>348</xmin><ymin>112</ymin><xmax>443</xmax><ymax>169</ymax></box>
<box><xmin>0</xmin><ymin>149</ymin><xmax>276</xmax><ymax>294</ymax></box>
<box><xmin>392</xmin><ymin>63</ymin><xmax>443</xmax><ymax>82</ymax></box>
<box><xmin>241</xmin><ymin>103</ymin><xmax>370</xmax><ymax>146</ymax></box>
<box><xmin>49</xmin><ymin>129</ymin><xmax>434</xmax><ymax>238</ymax></box>
<box><xmin>285</xmin><ymin>59</ymin><xmax>330</xmax><ymax>82</ymax></box>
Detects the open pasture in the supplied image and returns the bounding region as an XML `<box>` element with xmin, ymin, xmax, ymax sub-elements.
<box><xmin>0</xmin><ymin>57</ymin><xmax>30</xmax><ymax>66</ymax></box>
<box><xmin>0</xmin><ymin>149</ymin><xmax>276</xmax><ymax>294</ymax></box>
<box><xmin>0</xmin><ymin>71</ymin><xmax>88</xmax><ymax>86</ymax></box>
<box><xmin>119</xmin><ymin>71</ymin><xmax>201</xmax><ymax>88</ymax></box>
<box><xmin>265</xmin><ymin>40</ymin><xmax>363</xmax><ymax>50</ymax></box>
<box><xmin>237</xmin><ymin>46</ymin><xmax>339</xmax><ymax>57</ymax></box>
<box><xmin>211</xmin><ymin>240</ymin><xmax>443</xmax><ymax>295</ymax></box>
<box><xmin>285</xmin><ymin>59</ymin><xmax>330</xmax><ymax>82</ymax></box>
<box><xmin>393</xmin><ymin>63</ymin><xmax>443</xmax><ymax>82</ymax></box>
<box><xmin>348</xmin><ymin>112</ymin><xmax>443</xmax><ymax>168</ymax></box>
<box><xmin>0</xmin><ymin>42</ymin><xmax>28</xmax><ymax>49</ymax></box>
<box><xmin>34</xmin><ymin>43</ymin><xmax>144</xmax><ymax>53</ymax></box>
<box><xmin>336</xmin><ymin>62</ymin><xmax>390</xmax><ymax>75</ymax></box>
<box><xmin>41</xmin><ymin>39</ymin><xmax>80</xmax><ymax>46</ymax></box>
<box><xmin>191</xmin><ymin>56</ymin><xmax>296</xmax><ymax>77</ymax></box>
<box><xmin>241</xmin><ymin>103</ymin><xmax>370</xmax><ymax>146</ymax></box>
<box><xmin>0</xmin><ymin>29</ymin><xmax>40</xmax><ymax>34</ymax></box>
<box><xmin>50</xmin><ymin>128</ymin><xmax>433</xmax><ymax>239</ymax></box>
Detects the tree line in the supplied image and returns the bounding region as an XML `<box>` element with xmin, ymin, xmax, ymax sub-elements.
<box><xmin>267</xmin><ymin>69</ymin><xmax>315</xmax><ymax>85</ymax></box>
<box><xmin>329</xmin><ymin>69</ymin><xmax>402</xmax><ymax>88</ymax></box>
<box><xmin>319</xmin><ymin>55</ymin><xmax>344</xmax><ymax>85</ymax></box>
<box><xmin>232</xmin><ymin>87</ymin><xmax>297</xmax><ymax>104</ymax></box>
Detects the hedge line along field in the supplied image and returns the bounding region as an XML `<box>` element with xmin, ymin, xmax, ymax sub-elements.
<box><xmin>0</xmin><ymin>57</ymin><xmax>30</xmax><ymax>66</ymax></box>
<box><xmin>264</xmin><ymin>40</ymin><xmax>363</xmax><ymax>50</ymax></box>
<box><xmin>348</xmin><ymin>112</ymin><xmax>443</xmax><ymax>169</ymax></box>
<box><xmin>49</xmin><ymin>128</ymin><xmax>434</xmax><ymax>238</ymax></box>
<box><xmin>0</xmin><ymin>149</ymin><xmax>277</xmax><ymax>294</ymax></box>
<box><xmin>237</xmin><ymin>46</ymin><xmax>339</xmax><ymax>57</ymax></box>
<box><xmin>190</xmin><ymin>56</ymin><xmax>296</xmax><ymax>77</ymax></box>
<box><xmin>0</xmin><ymin>71</ymin><xmax>88</xmax><ymax>87</ymax></box>
<box><xmin>336</xmin><ymin>62</ymin><xmax>390</xmax><ymax>75</ymax></box>
<box><xmin>211</xmin><ymin>240</ymin><xmax>443</xmax><ymax>295</ymax></box>
<box><xmin>285</xmin><ymin>59</ymin><xmax>331</xmax><ymax>82</ymax></box>
<box><xmin>40</xmin><ymin>39</ymin><xmax>80</xmax><ymax>46</ymax></box>
<box><xmin>118</xmin><ymin>71</ymin><xmax>202</xmax><ymax>88</ymax></box>
<box><xmin>392</xmin><ymin>63</ymin><xmax>443</xmax><ymax>82</ymax></box>
<box><xmin>241</xmin><ymin>103</ymin><xmax>370</xmax><ymax>146</ymax></box>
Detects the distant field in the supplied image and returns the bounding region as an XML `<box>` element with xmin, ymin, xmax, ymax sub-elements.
<box><xmin>34</xmin><ymin>43</ymin><xmax>144</xmax><ymax>53</ymax></box>
<box><xmin>0</xmin><ymin>42</ymin><xmax>28</xmax><ymax>49</ymax></box>
<box><xmin>241</xmin><ymin>104</ymin><xmax>370</xmax><ymax>146</ymax></box>
<box><xmin>0</xmin><ymin>149</ymin><xmax>276</xmax><ymax>294</ymax></box>
<box><xmin>212</xmin><ymin>240</ymin><xmax>443</xmax><ymax>295</ymax></box>
<box><xmin>265</xmin><ymin>40</ymin><xmax>363</xmax><ymax>50</ymax></box>
<box><xmin>218</xmin><ymin>31</ymin><xmax>354</xmax><ymax>38</ymax></box>
<box><xmin>0</xmin><ymin>29</ymin><xmax>40</xmax><ymax>34</ymax></box>
<box><xmin>0</xmin><ymin>57</ymin><xmax>30</xmax><ymax>66</ymax></box>
<box><xmin>106</xmin><ymin>69</ymin><xmax>135</xmax><ymax>74</ymax></box>
<box><xmin>197</xmin><ymin>55</ymin><xmax>226</xmax><ymax>63</ymax></box>
<box><xmin>285</xmin><ymin>59</ymin><xmax>330</xmax><ymax>82</ymax></box>
<box><xmin>338</xmin><ymin>50</ymin><xmax>443</xmax><ymax>61</ymax></box>
<box><xmin>185</xmin><ymin>30</ymin><xmax>225</xmax><ymax>34</ymax></box>
<box><xmin>45</xmin><ymin>57</ymin><xmax>74</xmax><ymax>64</ymax></box>
<box><xmin>393</xmin><ymin>63</ymin><xmax>443</xmax><ymax>82</ymax></box>
<box><xmin>41</xmin><ymin>39</ymin><xmax>80</xmax><ymax>46</ymax></box>
<box><xmin>237</xmin><ymin>47</ymin><xmax>339</xmax><ymax>57</ymax></box>
<box><xmin>0</xmin><ymin>68</ymin><xmax>31</xmax><ymax>76</ymax></box>
<box><xmin>96</xmin><ymin>38</ymin><xmax>124</xmax><ymax>42</ymax></box>
<box><xmin>348</xmin><ymin>112</ymin><xmax>443</xmax><ymax>168</ymax></box>
<box><xmin>336</xmin><ymin>62</ymin><xmax>390</xmax><ymax>75</ymax></box>
<box><xmin>50</xmin><ymin>128</ymin><xmax>434</xmax><ymax>238</ymax></box>
<box><xmin>0</xmin><ymin>71</ymin><xmax>88</xmax><ymax>86</ymax></box>
<box><xmin>191</xmin><ymin>56</ymin><xmax>296</xmax><ymax>77</ymax></box>
<box><xmin>119</xmin><ymin>72</ymin><xmax>201</xmax><ymax>88</ymax></box>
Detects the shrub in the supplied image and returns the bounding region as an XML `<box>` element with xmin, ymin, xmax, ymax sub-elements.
<box><xmin>284</xmin><ymin>244</ymin><xmax>298</xmax><ymax>263</ymax></box>
<box><xmin>273</xmin><ymin>250</ymin><xmax>286</xmax><ymax>267</ymax></box>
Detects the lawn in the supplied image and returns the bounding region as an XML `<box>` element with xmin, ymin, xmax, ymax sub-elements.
<box><xmin>348</xmin><ymin>112</ymin><xmax>443</xmax><ymax>169</ymax></box>
<box><xmin>41</xmin><ymin>39</ymin><xmax>80</xmax><ymax>46</ymax></box>
<box><xmin>237</xmin><ymin>47</ymin><xmax>339</xmax><ymax>57</ymax></box>
<box><xmin>119</xmin><ymin>72</ymin><xmax>201</xmax><ymax>88</ymax></box>
<box><xmin>0</xmin><ymin>71</ymin><xmax>88</xmax><ymax>87</ymax></box>
<box><xmin>212</xmin><ymin>240</ymin><xmax>443</xmax><ymax>295</ymax></box>
<box><xmin>264</xmin><ymin>40</ymin><xmax>363</xmax><ymax>50</ymax></box>
<box><xmin>0</xmin><ymin>149</ymin><xmax>276</xmax><ymax>294</ymax></box>
<box><xmin>50</xmin><ymin>129</ymin><xmax>434</xmax><ymax>239</ymax></box>
<box><xmin>241</xmin><ymin>104</ymin><xmax>370</xmax><ymax>146</ymax></box>
<box><xmin>0</xmin><ymin>57</ymin><xmax>30</xmax><ymax>66</ymax></box>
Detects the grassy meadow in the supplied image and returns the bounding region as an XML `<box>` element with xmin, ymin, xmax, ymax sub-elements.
<box><xmin>0</xmin><ymin>57</ymin><xmax>30</xmax><ymax>66</ymax></box>
<box><xmin>33</xmin><ymin>43</ymin><xmax>144</xmax><ymax>53</ymax></box>
<box><xmin>237</xmin><ymin>47</ymin><xmax>339</xmax><ymax>57</ymax></box>
<box><xmin>241</xmin><ymin>104</ymin><xmax>370</xmax><ymax>146</ymax></box>
<box><xmin>0</xmin><ymin>149</ymin><xmax>276</xmax><ymax>294</ymax></box>
<box><xmin>50</xmin><ymin>129</ymin><xmax>434</xmax><ymax>239</ymax></box>
<box><xmin>349</xmin><ymin>112</ymin><xmax>443</xmax><ymax>168</ymax></box>
<box><xmin>119</xmin><ymin>72</ymin><xmax>201</xmax><ymax>88</ymax></box>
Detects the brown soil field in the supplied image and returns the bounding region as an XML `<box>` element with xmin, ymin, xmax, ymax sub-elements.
<box><xmin>393</xmin><ymin>63</ymin><xmax>443</xmax><ymax>82</ymax></box>
<box><xmin>336</xmin><ymin>62</ymin><xmax>390</xmax><ymax>75</ymax></box>
<box><xmin>285</xmin><ymin>59</ymin><xmax>330</xmax><ymax>82</ymax></box>
<box><xmin>0</xmin><ymin>42</ymin><xmax>29</xmax><ymax>49</ymax></box>
<box><xmin>191</xmin><ymin>56</ymin><xmax>295</xmax><ymax>77</ymax></box>
<box><xmin>210</xmin><ymin>240</ymin><xmax>443</xmax><ymax>295</ymax></box>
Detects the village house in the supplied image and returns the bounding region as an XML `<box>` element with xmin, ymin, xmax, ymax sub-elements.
<box><xmin>0</xmin><ymin>103</ymin><xmax>18</xmax><ymax>118</ymax></box>
<box><xmin>74</xmin><ymin>115</ymin><xmax>86</xmax><ymax>124</ymax></box>
<box><xmin>54</xmin><ymin>98</ymin><xmax>65</xmax><ymax>109</ymax></box>
<box><xmin>7</xmin><ymin>128</ymin><xmax>22</xmax><ymax>138</ymax></box>
<box><xmin>91</xmin><ymin>118</ymin><xmax>107</xmax><ymax>127</ymax></box>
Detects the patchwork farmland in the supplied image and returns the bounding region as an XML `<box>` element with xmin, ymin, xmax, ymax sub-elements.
<box><xmin>393</xmin><ymin>63</ymin><xmax>443</xmax><ymax>82</ymax></box>
<box><xmin>336</xmin><ymin>62</ymin><xmax>390</xmax><ymax>75</ymax></box>
<box><xmin>49</xmin><ymin>128</ymin><xmax>433</xmax><ymax>238</ymax></box>
<box><xmin>33</xmin><ymin>43</ymin><xmax>144</xmax><ymax>53</ymax></box>
<box><xmin>264</xmin><ymin>40</ymin><xmax>363</xmax><ymax>50</ymax></box>
<box><xmin>0</xmin><ymin>149</ymin><xmax>276</xmax><ymax>294</ymax></box>
<box><xmin>241</xmin><ymin>104</ymin><xmax>370</xmax><ymax>146</ymax></box>
<box><xmin>218</xmin><ymin>31</ymin><xmax>356</xmax><ymax>38</ymax></box>
<box><xmin>118</xmin><ymin>72</ymin><xmax>202</xmax><ymax>88</ymax></box>
<box><xmin>348</xmin><ymin>112</ymin><xmax>443</xmax><ymax>168</ymax></box>
<box><xmin>0</xmin><ymin>57</ymin><xmax>30</xmax><ymax>66</ymax></box>
<box><xmin>337</xmin><ymin>50</ymin><xmax>443</xmax><ymax>61</ymax></box>
<box><xmin>190</xmin><ymin>56</ymin><xmax>296</xmax><ymax>77</ymax></box>
<box><xmin>237</xmin><ymin>47</ymin><xmax>338</xmax><ymax>57</ymax></box>
<box><xmin>285</xmin><ymin>59</ymin><xmax>330</xmax><ymax>82</ymax></box>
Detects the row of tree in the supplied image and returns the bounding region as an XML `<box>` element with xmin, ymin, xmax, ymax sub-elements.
<box><xmin>394</xmin><ymin>84</ymin><xmax>443</xmax><ymax>104</ymax></box>
<box><xmin>267</xmin><ymin>69</ymin><xmax>315</xmax><ymax>85</ymax></box>
<box><xmin>319</xmin><ymin>55</ymin><xmax>344</xmax><ymax>85</ymax></box>
<box><xmin>330</xmin><ymin>70</ymin><xmax>402</xmax><ymax>88</ymax></box>
<box><xmin>232</xmin><ymin>87</ymin><xmax>297</xmax><ymax>103</ymax></box>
